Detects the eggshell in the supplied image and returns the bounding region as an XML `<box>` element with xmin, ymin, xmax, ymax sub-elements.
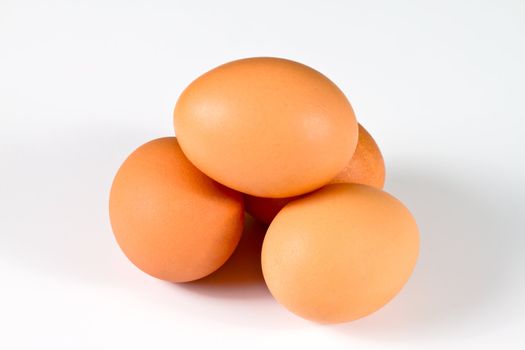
<box><xmin>109</xmin><ymin>137</ymin><xmax>244</xmax><ymax>283</ymax></box>
<box><xmin>174</xmin><ymin>57</ymin><xmax>358</xmax><ymax>198</ymax></box>
<box><xmin>245</xmin><ymin>124</ymin><xmax>385</xmax><ymax>225</ymax></box>
<box><xmin>261</xmin><ymin>184</ymin><xmax>419</xmax><ymax>323</ymax></box>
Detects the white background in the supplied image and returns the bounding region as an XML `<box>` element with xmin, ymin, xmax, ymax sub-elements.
<box><xmin>1</xmin><ymin>1</ymin><xmax>524</xmax><ymax>349</ymax></box>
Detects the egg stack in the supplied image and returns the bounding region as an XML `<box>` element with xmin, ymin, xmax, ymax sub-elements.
<box><xmin>109</xmin><ymin>57</ymin><xmax>419</xmax><ymax>324</ymax></box>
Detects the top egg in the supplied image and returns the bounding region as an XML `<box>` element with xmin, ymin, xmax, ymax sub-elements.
<box><xmin>173</xmin><ymin>57</ymin><xmax>358</xmax><ymax>198</ymax></box>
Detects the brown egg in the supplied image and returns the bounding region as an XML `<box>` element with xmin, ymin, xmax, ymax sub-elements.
<box><xmin>245</xmin><ymin>124</ymin><xmax>385</xmax><ymax>225</ymax></box>
<box><xmin>261</xmin><ymin>184</ymin><xmax>419</xmax><ymax>323</ymax></box>
<box><xmin>174</xmin><ymin>57</ymin><xmax>358</xmax><ymax>198</ymax></box>
<box><xmin>109</xmin><ymin>137</ymin><xmax>244</xmax><ymax>283</ymax></box>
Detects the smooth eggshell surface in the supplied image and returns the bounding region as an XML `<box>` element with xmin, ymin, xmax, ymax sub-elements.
<box><xmin>245</xmin><ymin>124</ymin><xmax>385</xmax><ymax>225</ymax></box>
<box><xmin>109</xmin><ymin>137</ymin><xmax>244</xmax><ymax>283</ymax></box>
<box><xmin>174</xmin><ymin>57</ymin><xmax>358</xmax><ymax>198</ymax></box>
<box><xmin>261</xmin><ymin>184</ymin><xmax>419</xmax><ymax>323</ymax></box>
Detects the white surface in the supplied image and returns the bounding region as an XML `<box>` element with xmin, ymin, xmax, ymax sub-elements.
<box><xmin>1</xmin><ymin>1</ymin><xmax>525</xmax><ymax>349</ymax></box>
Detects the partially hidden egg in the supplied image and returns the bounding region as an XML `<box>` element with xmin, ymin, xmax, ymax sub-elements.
<box><xmin>245</xmin><ymin>124</ymin><xmax>385</xmax><ymax>225</ymax></box>
<box><xmin>109</xmin><ymin>137</ymin><xmax>244</xmax><ymax>282</ymax></box>
<box><xmin>174</xmin><ymin>57</ymin><xmax>358</xmax><ymax>198</ymax></box>
<box><xmin>261</xmin><ymin>184</ymin><xmax>419</xmax><ymax>323</ymax></box>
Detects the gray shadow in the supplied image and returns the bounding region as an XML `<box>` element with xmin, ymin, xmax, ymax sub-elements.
<box><xmin>334</xmin><ymin>162</ymin><xmax>522</xmax><ymax>340</ymax></box>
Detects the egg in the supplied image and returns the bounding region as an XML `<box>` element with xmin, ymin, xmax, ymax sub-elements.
<box><xmin>173</xmin><ymin>57</ymin><xmax>358</xmax><ymax>198</ymax></box>
<box><xmin>245</xmin><ymin>123</ymin><xmax>385</xmax><ymax>225</ymax></box>
<box><xmin>109</xmin><ymin>137</ymin><xmax>244</xmax><ymax>282</ymax></box>
<box><xmin>261</xmin><ymin>184</ymin><xmax>419</xmax><ymax>323</ymax></box>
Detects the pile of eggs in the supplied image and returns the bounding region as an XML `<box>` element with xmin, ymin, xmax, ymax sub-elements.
<box><xmin>109</xmin><ymin>57</ymin><xmax>419</xmax><ymax>324</ymax></box>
